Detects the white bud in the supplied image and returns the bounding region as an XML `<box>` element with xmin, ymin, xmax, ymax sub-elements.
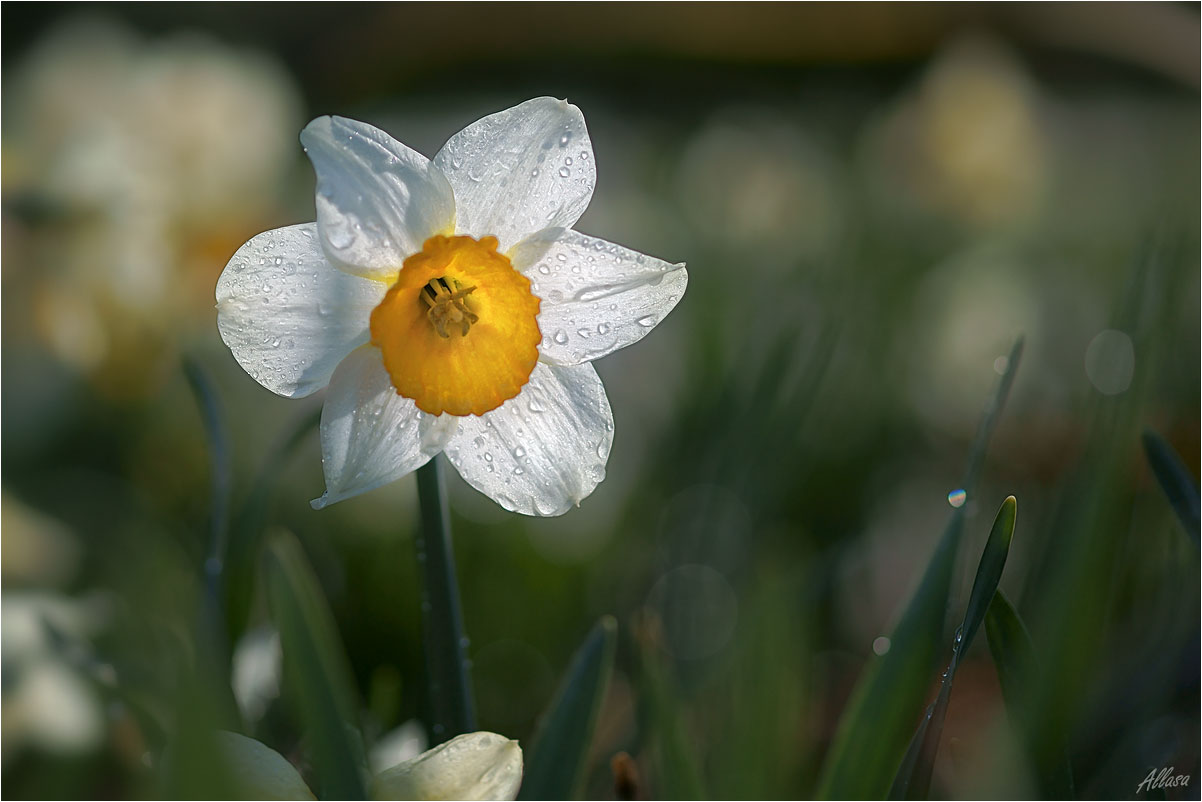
<box><xmin>371</xmin><ymin>731</ymin><xmax>523</xmax><ymax>801</ymax></box>
<box><xmin>216</xmin><ymin>731</ymin><xmax>315</xmax><ymax>800</ymax></box>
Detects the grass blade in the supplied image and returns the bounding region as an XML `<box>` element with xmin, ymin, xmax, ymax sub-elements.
<box><xmin>264</xmin><ymin>530</ymin><xmax>367</xmax><ymax>799</ymax></box>
<box><xmin>225</xmin><ymin>406</ymin><xmax>321</xmax><ymax>644</ymax></box>
<box><xmin>816</xmin><ymin>338</ymin><xmax>1022</xmax><ymax>799</ymax></box>
<box><xmin>889</xmin><ymin>497</ymin><xmax>1017</xmax><ymax>799</ymax></box>
<box><xmin>1141</xmin><ymin>430</ymin><xmax>1200</xmax><ymax>544</ymax></box>
<box><xmin>518</xmin><ymin>616</ymin><xmax>618</xmax><ymax>801</ymax></box>
<box><xmin>984</xmin><ymin>591</ymin><xmax>1075</xmax><ymax>798</ymax></box>
<box><xmin>182</xmin><ymin>357</ymin><xmax>240</xmax><ymax>728</ymax></box>
<box><xmin>634</xmin><ymin>616</ymin><xmax>707</xmax><ymax>800</ymax></box>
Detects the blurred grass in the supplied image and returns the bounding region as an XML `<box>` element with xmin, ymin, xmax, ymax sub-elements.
<box><xmin>1</xmin><ymin>4</ymin><xmax>1198</xmax><ymax>799</ymax></box>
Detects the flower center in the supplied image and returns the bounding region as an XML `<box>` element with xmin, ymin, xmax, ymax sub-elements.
<box><xmin>421</xmin><ymin>277</ymin><xmax>479</xmax><ymax>338</ymax></box>
<box><xmin>370</xmin><ymin>235</ymin><xmax>541</xmax><ymax>417</ymax></box>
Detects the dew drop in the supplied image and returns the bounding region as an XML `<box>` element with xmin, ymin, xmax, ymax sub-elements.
<box><xmin>597</xmin><ymin>322</ymin><xmax>611</xmax><ymax>335</ymax></box>
<box><xmin>558</xmin><ymin>167</ymin><xmax>571</xmax><ymax>178</ymax></box>
<box><xmin>637</xmin><ymin>315</ymin><xmax>657</xmax><ymax>327</ymax></box>
<box><xmin>553</xmin><ymin>330</ymin><xmax>569</xmax><ymax>345</ymax></box>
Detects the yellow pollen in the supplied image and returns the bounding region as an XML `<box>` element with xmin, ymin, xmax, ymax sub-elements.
<box><xmin>370</xmin><ymin>235</ymin><xmax>541</xmax><ymax>417</ymax></box>
<box><xmin>421</xmin><ymin>277</ymin><xmax>479</xmax><ymax>338</ymax></box>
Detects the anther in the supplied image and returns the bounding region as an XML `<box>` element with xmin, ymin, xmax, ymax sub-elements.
<box><xmin>421</xmin><ymin>277</ymin><xmax>478</xmax><ymax>338</ymax></box>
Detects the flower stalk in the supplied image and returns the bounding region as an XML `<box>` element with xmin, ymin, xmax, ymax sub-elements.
<box><xmin>414</xmin><ymin>457</ymin><xmax>477</xmax><ymax>743</ymax></box>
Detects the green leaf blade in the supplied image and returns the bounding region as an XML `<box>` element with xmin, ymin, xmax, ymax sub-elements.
<box><xmin>984</xmin><ymin>591</ymin><xmax>1074</xmax><ymax>799</ymax></box>
<box><xmin>264</xmin><ymin>531</ymin><xmax>368</xmax><ymax>800</ymax></box>
<box><xmin>817</xmin><ymin>339</ymin><xmax>1023</xmax><ymax>800</ymax></box>
<box><xmin>1142</xmin><ymin>430</ymin><xmax>1200</xmax><ymax>544</ymax></box>
<box><xmin>518</xmin><ymin>616</ymin><xmax>618</xmax><ymax>801</ymax></box>
<box><xmin>889</xmin><ymin>496</ymin><xmax>1018</xmax><ymax>800</ymax></box>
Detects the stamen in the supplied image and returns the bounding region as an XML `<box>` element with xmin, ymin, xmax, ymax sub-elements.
<box><xmin>421</xmin><ymin>276</ymin><xmax>478</xmax><ymax>338</ymax></box>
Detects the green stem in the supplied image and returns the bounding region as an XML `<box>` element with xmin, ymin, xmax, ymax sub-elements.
<box><xmin>414</xmin><ymin>456</ymin><xmax>477</xmax><ymax>742</ymax></box>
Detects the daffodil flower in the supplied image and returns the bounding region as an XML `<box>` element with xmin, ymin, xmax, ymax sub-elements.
<box><xmin>217</xmin><ymin>97</ymin><xmax>686</xmax><ymax>515</ymax></box>
<box><xmin>217</xmin><ymin>730</ymin><xmax>522</xmax><ymax>800</ymax></box>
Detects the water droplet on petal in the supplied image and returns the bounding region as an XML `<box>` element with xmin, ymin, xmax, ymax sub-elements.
<box><xmin>637</xmin><ymin>315</ymin><xmax>657</xmax><ymax>327</ymax></box>
<box><xmin>553</xmin><ymin>330</ymin><xmax>569</xmax><ymax>345</ymax></box>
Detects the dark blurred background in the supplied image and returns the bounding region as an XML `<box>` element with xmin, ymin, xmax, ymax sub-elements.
<box><xmin>2</xmin><ymin>3</ymin><xmax>1198</xmax><ymax>799</ymax></box>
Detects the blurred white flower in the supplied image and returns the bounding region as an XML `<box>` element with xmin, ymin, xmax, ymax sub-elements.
<box><xmin>369</xmin><ymin>719</ymin><xmax>428</xmax><ymax>776</ymax></box>
<box><xmin>676</xmin><ymin>110</ymin><xmax>843</xmax><ymax>268</ymax></box>
<box><xmin>1</xmin><ymin>592</ymin><xmax>112</xmax><ymax>764</ymax></box>
<box><xmin>863</xmin><ymin>34</ymin><xmax>1048</xmax><ymax>230</ymax></box>
<box><xmin>216</xmin><ymin>731</ymin><xmax>315</xmax><ymax>801</ymax></box>
<box><xmin>1</xmin><ymin>491</ymin><xmax>81</xmax><ymax>587</ymax></box>
<box><xmin>217</xmin><ymin>98</ymin><xmax>687</xmax><ymax>515</ymax></box>
<box><xmin>231</xmin><ymin>626</ymin><xmax>283</xmax><ymax>726</ymax></box>
<box><xmin>217</xmin><ymin>730</ymin><xmax>522</xmax><ymax>801</ymax></box>
<box><xmin>4</xmin><ymin>17</ymin><xmax>302</xmax><ymax>393</ymax></box>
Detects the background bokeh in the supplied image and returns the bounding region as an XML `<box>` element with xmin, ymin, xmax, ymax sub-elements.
<box><xmin>2</xmin><ymin>3</ymin><xmax>1198</xmax><ymax>799</ymax></box>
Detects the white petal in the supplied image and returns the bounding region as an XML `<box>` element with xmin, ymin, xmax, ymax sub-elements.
<box><xmin>434</xmin><ymin>97</ymin><xmax>595</xmax><ymax>251</ymax></box>
<box><xmin>312</xmin><ymin>346</ymin><xmax>451</xmax><ymax>509</ymax></box>
<box><xmin>510</xmin><ymin>228</ymin><xmax>688</xmax><ymax>366</ymax></box>
<box><xmin>301</xmin><ymin>116</ymin><xmax>456</xmax><ymax>279</ymax></box>
<box><xmin>371</xmin><ymin>731</ymin><xmax>522</xmax><ymax>802</ymax></box>
<box><xmin>216</xmin><ymin>731</ymin><xmax>315</xmax><ymax>800</ymax></box>
<box><xmin>217</xmin><ymin>224</ymin><xmax>384</xmax><ymax>398</ymax></box>
<box><xmin>445</xmin><ymin>362</ymin><xmax>613</xmax><ymax>516</ymax></box>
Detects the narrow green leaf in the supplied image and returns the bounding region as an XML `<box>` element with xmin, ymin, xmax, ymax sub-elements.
<box><xmin>985</xmin><ymin>591</ymin><xmax>1074</xmax><ymax>798</ymax></box>
<box><xmin>961</xmin><ymin>496</ymin><xmax>1016</xmax><ymax>649</ymax></box>
<box><xmin>225</xmin><ymin>406</ymin><xmax>321</xmax><ymax>643</ymax></box>
<box><xmin>182</xmin><ymin>357</ymin><xmax>240</xmax><ymax>729</ymax></box>
<box><xmin>1142</xmin><ymin>430</ymin><xmax>1200</xmax><ymax>544</ymax></box>
<box><xmin>414</xmin><ymin>457</ymin><xmax>476</xmax><ymax>743</ymax></box>
<box><xmin>264</xmin><ymin>531</ymin><xmax>367</xmax><ymax>799</ymax></box>
<box><xmin>635</xmin><ymin>618</ymin><xmax>707</xmax><ymax>801</ymax></box>
<box><xmin>518</xmin><ymin>616</ymin><xmax>618</xmax><ymax>801</ymax></box>
<box><xmin>889</xmin><ymin>496</ymin><xmax>1017</xmax><ymax>799</ymax></box>
<box><xmin>816</xmin><ymin>338</ymin><xmax>1022</xmax><ymax>800</ymax></box>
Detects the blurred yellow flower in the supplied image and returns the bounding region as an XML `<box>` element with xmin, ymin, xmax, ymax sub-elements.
<box><xmin>217</xmin><ymin>98</ymin><xmax>687</xmax><ymax>514</ymax></box>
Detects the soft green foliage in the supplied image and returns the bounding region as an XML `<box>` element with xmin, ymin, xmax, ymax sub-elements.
<box><xmin>1142</xmin><ymin>429</ymin><xmax>1200</xmax><ymax>544</ymax></box>
<box><xmin>519</xmin><ymin>616</ymin><xmax>617</xmax><ymax>800</ymax></box>
<box><xmin>985</xmin><ymin>591</ymin><xmax>1075</xmax><ymax>798</ymax></box>
<box><xmin>817</xmin><ymin>342</ymin><xmax>1022</xmax><ymax>799</ymax></box>
<box><xmin>888</xmin><ymin>496</ymin><xmax>1016</xmax><ymax>800</ymax></box>
<box><xmin>264</xmin><ymin>533</ymin><xmax>368</xmax><ymax>799</ymax></box>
